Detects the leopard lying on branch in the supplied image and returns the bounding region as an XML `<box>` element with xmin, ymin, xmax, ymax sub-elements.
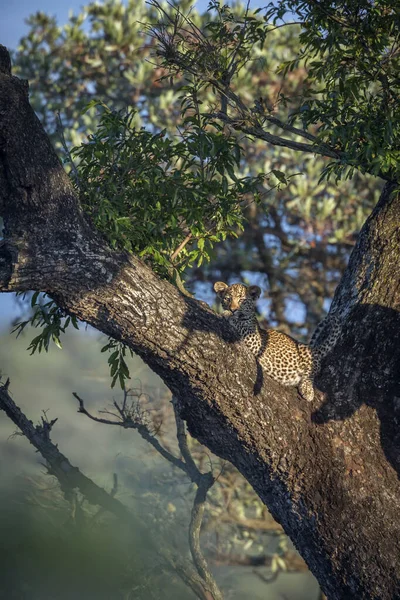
<box><xmin>214</xmin><ymin>282</ymin><xmax>341</xmax><ymax>402</ymax></box>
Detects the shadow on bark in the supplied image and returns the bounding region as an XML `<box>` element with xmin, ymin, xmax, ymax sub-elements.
<box><xmin>312</xmin><ymin>303</ymin><xmax>400</xmax><ymax>477</ymax></box>
<box><xmin>179</xmin><ymin>297</ymin><xmax>267</xmax><ymax>394</ymax></box>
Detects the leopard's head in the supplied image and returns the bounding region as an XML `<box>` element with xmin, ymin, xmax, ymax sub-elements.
<box><xmin>214</xmin><ymin>282</ymin><xmax>261</xmax><ymax>319</ymax></box>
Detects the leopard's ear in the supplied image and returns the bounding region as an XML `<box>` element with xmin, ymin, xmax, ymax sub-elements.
<box><xmin>214</xmin><ymin>281</ymin><xmax>228</xmax><ymax>296</ymax></box>
<box><xmin>248</xmin><ymin>285</ymin><xmax>261</xmax><ymax>300</ymax></box>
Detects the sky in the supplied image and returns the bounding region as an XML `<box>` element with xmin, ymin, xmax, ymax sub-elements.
<box><xmin>1</xmin><ymin>0</ymin><xmax>83</xmax><ymax>50</ymax></box>
<box><xmin>0</xmin><ymin>0</ymin><xmax>211</xmax><ymax>50</ymax></box>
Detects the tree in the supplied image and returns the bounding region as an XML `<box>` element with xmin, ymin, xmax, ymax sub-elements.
<box><xmin>11</xmin><ymin>5</ymin><xmax>381</xmax><ymax>587</ymax></box>
<box><xmin>1</xmin><ymin>0</ymin><xmax>400</xmax><ymax>597</ymax></box>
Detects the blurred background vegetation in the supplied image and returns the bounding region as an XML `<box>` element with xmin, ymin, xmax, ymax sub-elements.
<box><xmin>0</xmin><ymin>0</ymin><xmax>384</xmax><ymax>597</ymax></box>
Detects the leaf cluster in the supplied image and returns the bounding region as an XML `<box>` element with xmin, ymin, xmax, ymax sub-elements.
<box><xmin>12</xmin><ymin>292</ymin><xmax>133</xmax><ymax>389</ymax></box>
<box><xmin>268</xmin><ymin>0</ymin><xmax>400</xmax><ymax>181</ymax></box>
<box><xmin>11</xmin><ymin>293</ymin><xmax>79</xmax><ymax>353</ymax></box>
<box><xmin>72</xmin><ymin>99</ymin><xmax>266</xmax><ymax>277</ymax></box>
<box><xmin>100</xmin><ymin>337</ymin><xmax>134</xmax><ymax>389</ymax></box>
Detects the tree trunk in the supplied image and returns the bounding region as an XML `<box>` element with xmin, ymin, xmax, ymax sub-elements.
<box><xmin>1</xmin><ymin>47</ymin><xmax>400</xmax><ymax>599</ymax></box>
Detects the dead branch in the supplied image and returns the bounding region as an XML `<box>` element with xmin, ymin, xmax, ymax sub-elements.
<box><xmin>0</xmin><ymin>380</ymin><xmax>131</xmax><ymax>519</ymax></box>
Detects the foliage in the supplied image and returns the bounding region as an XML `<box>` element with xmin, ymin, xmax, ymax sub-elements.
<box><xmin>11</xmin><ymin>293</ymin><xmax>78</xmax><ymax>353</ymax></box>
<box><xmin>13</xmin><ymin>0</ymin><xmax>196</xmax><ymax>147</ymax></box>
<box><xmin>269</xmin><ymin>0</ymin><xmax>400</xmax><ymax>181</ymax></box>
<box><xmin>71</xmin><ymin>100</ymin><xmax>268</xmax><ymax>277</ymax></box>
<box><xmin>11</xmin><ymin>0</ymin><xmax>385</xmax><ymax>382</ymax></box>
<box><xmin>146</xmin><ymin>0</ymin><xmax>385</xmax><ymax>329</ymax></box>
<box><xmin>100</xmin><ymin>336</ymin><xmax>134</xmax><ymax>389</ymax></box>
<box><xmin>13</xmin><ymin>0</ymin><xmax>383</xmax><ymax>338</ymax></box>
<box><xmin>151</xmin><ymin>0</ymin><xmax>400</xmax><ymax>182</ymax></box>
<box><xmin>11</xmin><ymin>292</ymin><xmax>137</xmax><ymax>389</ymax></box>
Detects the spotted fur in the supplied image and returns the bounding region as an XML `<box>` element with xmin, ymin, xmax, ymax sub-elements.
<box><xmin>214</xmin><ymin>281</ymin><xmax>341</xmax><ymax>402</ymax></box>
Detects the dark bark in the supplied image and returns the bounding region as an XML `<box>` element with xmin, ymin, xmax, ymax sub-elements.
<box><xmin>1</xmin><ymin>47</ymin><xmax>400</xmax><ymax>599</ymax></box>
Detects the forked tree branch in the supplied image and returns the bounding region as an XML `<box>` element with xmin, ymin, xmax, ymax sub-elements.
<box><xmin>73</xmin><ymin>390</ymin><xmax>189</xmax><ymax>474</ymax></box>
<box><xmin>147</xmin><ymin>2</ymin><xmax>344</xmax><ymax>163</ymax></box>
<box><xmin>0</xmin><ymin>379</ymin><xmax>132</xmax><ymax>520</ymax></box>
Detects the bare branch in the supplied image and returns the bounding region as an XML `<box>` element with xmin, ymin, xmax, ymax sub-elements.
<box><xmin>147</xmin><ymin>4</ymin><xmax>343</xmax><ymax>162</ymax></box>
<box><xmin>172</xmin><ymin>395</ymin><xmax>201</xmax><ymax>481</ymax></box>
<box><xmin>56</xmin><ymin>112</ymin><xmax>81</xmax><ymax>188</ymax></box>
<box><xmin>213</xmin><ymin>549</ymin><xmax>307</xmax><ymax>571</ymax></box>
<box><xmin>0</xmin><ymin>382</ymin><xmax>132</xmax><ymax>521</ymax></box>
<box><xmin>170</xmin><ymin>397</ymin><xmax>222</xmax><ymax>599</ymax></box>
<box><xmin>211</xmin><ymin>111</ymin><xmax>341</xmax><ymax>160</ymax></box>
<box><xmin>189</xmin><ymin>473</ymin><xmax>222</xmax><ymax>600</ymax></box>
<box><xmin>75</xmin><ymin>388</ymin><xmax>222</xmax><ymax>599</ymax></box>
<box><xmin>0</xmin><ymin>379</ymin><xmax>224</xmax><ymax>600</ymax></box>
<box><xmin>170</xmin><ymin>232</ymin><xmax>193</xmax><ymax>263</ymax></box>
<box><xmin>74</xmin><ymin>391</ymin><xmax>189</xmax><ymax>475</ymax></box>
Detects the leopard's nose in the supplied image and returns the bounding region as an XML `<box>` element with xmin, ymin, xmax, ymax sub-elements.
<box><xmin>230</xmin><ymin>301</ymin><xmax>240</xmax><ymax>311</ymax></box>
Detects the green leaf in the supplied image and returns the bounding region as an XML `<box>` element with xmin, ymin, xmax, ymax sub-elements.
<box><xmin>272</xmin><ymin>169</ymin><xmax>287</xmax><ymax>184</ymax></box>
<box><xmin>52</xmin><ymin>334</ymin><xmax>63</xmax><ymax>349</ymax></box>
<box><xmin>31</xmin><ymin>291</ymin><xmax>41</xmax><ymax>307</ymax></box>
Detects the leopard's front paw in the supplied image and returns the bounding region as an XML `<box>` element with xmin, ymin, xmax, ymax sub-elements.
<box><xmin>298</xmin><ymin>379</ymin><xmax>314</xmax><ymax>402</ymax></box>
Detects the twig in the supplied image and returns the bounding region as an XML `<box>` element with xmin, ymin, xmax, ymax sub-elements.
<box><xmin>73</xmin><ymin>391</ymin><xmax>189</xmax><ymax>475</ymax></box>
<box><xmin>213</xmin><ymin>549</ymin><xmax>307</xmax><ymax>571</ymax></box>
<box><xmin>56</xmin><ymin>112</ymin><xmax>81</xmax><ymax>188</ymax></box>
<box><xmin>171</xmin><ymin>397</ymin><xmax>222</xmax><ymax>600</ymax></box>
<box><xmin>172</xmin><ymin>395</ymin><xmax>200</xmax><ymax>481</ymax></box>
<box><xmin>170</xmin><ymin>232</ymin><xmax>193</xmax><ymax>262</ymax></box>
<box><xmin>147</xmin><ymin>1</ymin><xmax>349</xmax><ymax>164</ymax></box>
<box><xmin>213</xmin><ymin>112</ymin><xmax>342</xmax><ymax>160</ymax></box>
<box><xmin>189</xmin><ymin>473</ymin><xmax>221</xmax><ymax>599</ymax></box>
<box><xmin>75</xmin><ymin>388</ymin><xmax>222</xmax><ymax>599</ymax></box>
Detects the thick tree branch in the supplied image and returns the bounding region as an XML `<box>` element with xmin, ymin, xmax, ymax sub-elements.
<box><xmin>331</xmin><ymin>180</ymin><xmax>400</xmax><ymax>314</ymax></box>
<box><xmin>1</xmin><ymin>46</ymin><xmax>400</xmax><ymax>599</ymax></box>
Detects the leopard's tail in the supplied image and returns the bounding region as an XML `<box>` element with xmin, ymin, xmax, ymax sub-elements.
<box><xmin>309</xmin><ymin>313</ymin><xmax>341</xmax><ymax>359</ymax></box>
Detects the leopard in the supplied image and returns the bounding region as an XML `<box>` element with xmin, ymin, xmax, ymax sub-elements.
<box><xmin>214</xmin><ymin>281</ymin><xmax>341</xmax><ymax>402</ymax></box>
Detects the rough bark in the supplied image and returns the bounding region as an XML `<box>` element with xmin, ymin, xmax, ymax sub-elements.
<box><xmin>1</xmin><ymin>47</ymin><xmax>400</xmax><ymax>599</ymax></box>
